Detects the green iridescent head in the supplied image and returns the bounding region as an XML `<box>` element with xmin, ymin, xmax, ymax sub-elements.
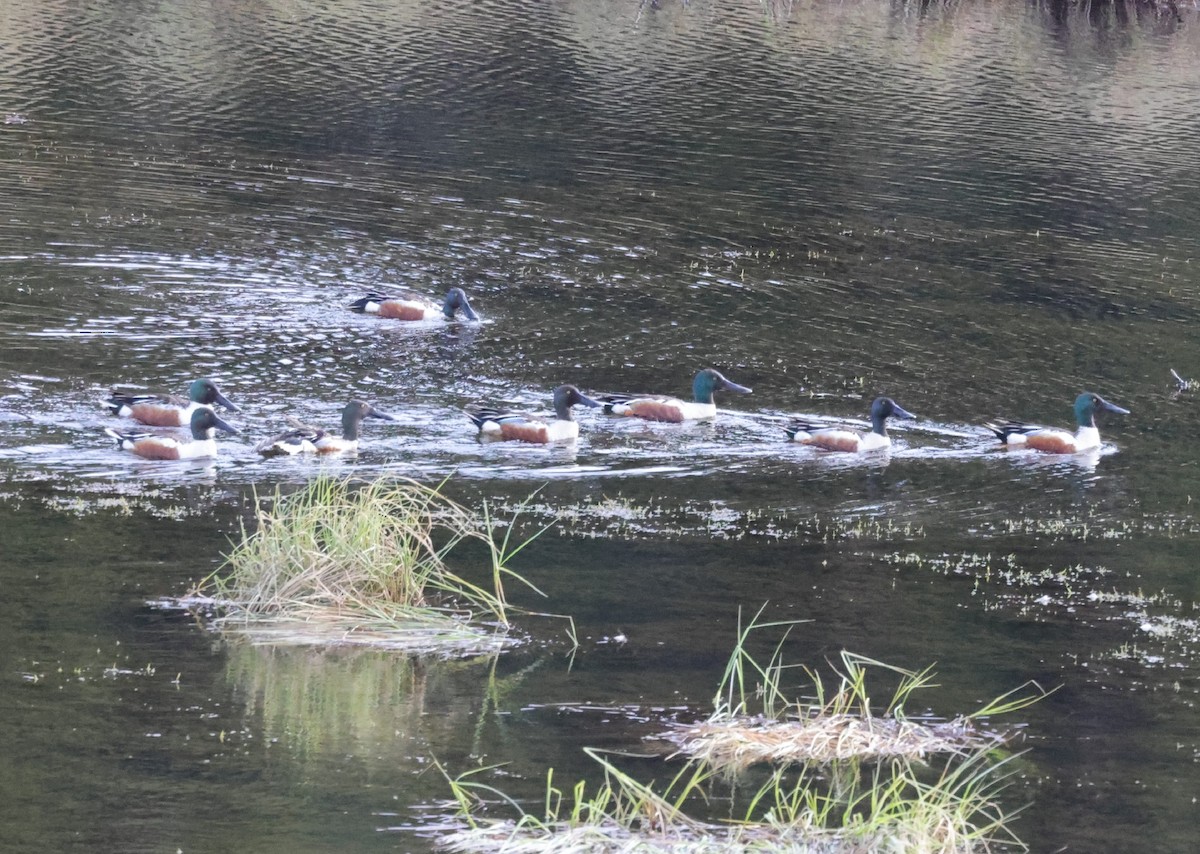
<box><xmin>189</xmin><ymin>407</ymin><xmax>239</xmax><ymax>440</ymax></box>
<box><xmin>691</xmin><ymin>369</ymin><xmax>752</xmax><ymax>404</ymax></box>
<box><xmin>188</xmin><ymin>379</ymin><xmax>238</xmax><ymax>412</ymax></box>
<box><xmin>1073</xmin><ymin>392</ymin><xmax>1129</xmax><ymax>428</ymax></box>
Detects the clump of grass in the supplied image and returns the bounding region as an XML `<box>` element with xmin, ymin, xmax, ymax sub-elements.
<box><xmin>661</xmin><ymin>610</ymin><xmax>1048</xmax><ymax>770</ymax></box>
<box><xmin>198</xmin><ymin>477</ymin><xmax>546</xmax><ymax>654</ymax></box>
<box><xmin>436</xmin><ymin>611</ymin><xmax>1045</xmax><ymax>853</ymax></box>
<box><xmin>439</xmin><ymin>744</ymin><xmax>1026</xmax><ymax>853</ymax></box>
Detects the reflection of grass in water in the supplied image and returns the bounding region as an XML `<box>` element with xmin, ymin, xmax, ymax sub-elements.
<box><xmin>438</xmin><ymin>612</ymin><xmax>1041</xmax><ymax>853</ymax></box>
<box><xmin>200</xmin><ymin>477</ymin><xmax>547</xmax><ymax>655</ymax></box>
<box><xmin>227</xmin><ymin>642</ymin><xmax>546</xmax><ymax>764</ymax></box>
<box><xmin>227</xmin><ymin>642</ymin><xmax>432</xmax><ymax>758</ymax></box>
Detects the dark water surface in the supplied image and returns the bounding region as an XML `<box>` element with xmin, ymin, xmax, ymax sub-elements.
<box><xmin>3</xmin><ymin>0</ymin><xmax>1200</xmax><ymax>851</ymax></box>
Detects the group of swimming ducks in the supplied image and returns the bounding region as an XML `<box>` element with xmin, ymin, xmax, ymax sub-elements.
<box><xmin>102</xmin><ymin>287</ymin><xmax>1130</xmax><ymax>461</ymax></box>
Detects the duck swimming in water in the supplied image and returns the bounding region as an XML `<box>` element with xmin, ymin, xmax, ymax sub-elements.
<box><xmin>349</xmin><ymin>287</ymin><xmax>479</xmax><ymax>322</ymax></box>
<box><xmin>105</xmin><ymin>378</ymin><xmax>239</xmax><ymax>427</ymax></box>
<box><xmin>984</xmin><ymin>392</ymin><xmax>1128</xmax><ymax>454</ymax></box>
<box><xmin>106</xmin><ymin>407</ymin><xmax>239</xmax><ymax>460</ymax></box>
<box><xmin>784</xmin><ymin>397</ymin><xmax>916</xmax><ymax>453</ymax></box>
<box><xmin>592</xmin><ymin>368</ymin><xmax>752</xmax><ymax>423</ymax></box>
<box><xmin>465</xmin><ymin>385</ymin><xmax>601</xmax><ymax>444</ymax></box>
<box><xmin>256</xmin><ymin>401</ymin><xmax>396</xmax><ymax>456</ymax></box>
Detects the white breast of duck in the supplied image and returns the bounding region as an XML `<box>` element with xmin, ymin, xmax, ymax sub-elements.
<box><xmin>313</xmin><ymin>435</ymin><xmax>359</xmax><ymax>453</ymax></box>
<box><xmin>541</xmin><ymin>418</ymin><xmax>580</xmax><ymax>443</ymax></box>
<box><xmin>857</xmin><ymin>430</ymin><xmax>891</xmax><ymax>452</ymax></box>
<box><xmin>1073</xmin><ymin>425</ymin><xmax>1101</xmax><ymax>450</ymax></box>
<box><xmin>176</xmin><ymin>438</ymin><xmax>219</xmax><ymax>459</ymax></box>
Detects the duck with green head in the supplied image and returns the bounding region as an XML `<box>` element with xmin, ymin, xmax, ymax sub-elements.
<box><xmin>985</xmin><ymin>391</ymin><xmax>1129</xmax><ymax>453</ymax></box>
<box><xmin>349</xmin><ymin>287</ymin><xmax>479</xmax><ymax>322</ymax></box>
<box><xmin>785</xmin><ymin>396</ymin><xmax>916</xmax><ymax>452</ymax></box>
<box><xmin>106</xmin><ymin>407</ymin><xmax>239</xmax><ymax>460</ymax></box>
<box><xmin>256</xmin><ymin>401</ymin><xmax>396</xmax><ymax>456</ymax></box>
<box><xmin>105</xmin><ymin>378</ymin><xmax>239</xmax><ymax>427</ymax></box>
<box><xmin>593</xmin><ymin>368</ymin><xmax>752</xmax><ymax>423</ymax></box>
<box><xmin>465</xmin><ymin>385</ymin><xmax>601</xmax><ymax>444</ymax></box>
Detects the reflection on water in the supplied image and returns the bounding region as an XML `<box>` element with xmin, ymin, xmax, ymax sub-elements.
<box><xmin>2</xmin><ymin>0</ymin><xmax>1200</xmax><ymax>851</ymax></box>
<box><xmin>225</xmin><ymin>643</ymin><xmax>493</xmax><ymax>766</ymax></box>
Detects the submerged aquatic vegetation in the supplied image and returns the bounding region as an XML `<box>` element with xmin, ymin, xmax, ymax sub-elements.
<box><xmin>881</xmin><ymin>550</ymin><xmax>1115</xmax><ymax>594</ymax></box>
<box><xmin>436</xmin><ymin>612</ymin><xmax>1042</xmax><ymax>853</ymax></box>
<box><xmin>883</xmin><ymin>549</ymin><xmax>1200</xmax><ymax>673</ymax></box>
<box><xmin>35</xmin><ymin>478</ymin><xmax>212</xmax><ymax>519</ymax></box>
<box><xmin>497</xmin><ymin>492</ymin><xmax>925</xmax><ymax>544</ymax></box>
<box><xmin>198</xmin><ymin>477</ymin><xmax>547</xmax><ymax>654</ymax></box>
<box><xmin>983</xmin><ymin>512</ymin><xmax>1200</xmax><ymax>542</ymax></box>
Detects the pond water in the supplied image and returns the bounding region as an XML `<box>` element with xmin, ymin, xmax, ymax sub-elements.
<box><xmin>2</xmin><ymin>0</ymin><xmax>1200</xmax><ymax>850</ymax></box>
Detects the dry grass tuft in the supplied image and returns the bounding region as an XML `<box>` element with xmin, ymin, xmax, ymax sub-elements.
<box><xmin>658</xmin><ymin>608</ymin><xmax>1047</xmax><ymax>769</ymax></box>
<box><xmin>663</xmin><ymin>712</ymin><xmax>1003</xmax><ymax>770</ymax></box>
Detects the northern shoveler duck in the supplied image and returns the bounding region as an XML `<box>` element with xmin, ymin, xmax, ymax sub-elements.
<box><xmin>593</xmin><ymin>368</ymin><xmax>752</xmax><ymax>423</ymax></box>
<box><xmin>105</xmin><ymin>407</ymin><xmax>239</xmax><ymax>460</ymax></box>
<box><xmin>105</xmin><ymin>378</ymin><xmax>239</xmax><ymax>427</ymax></box>
<box><xmin>349</xmin><ymin>287</ymin><xmax>479</xmax><ymax>322</ymax></box>
<box><xmin>784</xmin><ymin>397</ymin><xmax>916</xmax><ymax>452</ymax></box>
<box><xmin>465</xmin><ymin>385</ymin><xmax>601</xmax><ymax>444</ymax></box>
<box><xmin>255</xmin><ymin>401</ymin><xmax>396</xmax><ymax>456</ymax></box>
<box><xmin>984</xmin><ymin>392</ymin><xmax>1129</xmax><ymax>454</ymax></box>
